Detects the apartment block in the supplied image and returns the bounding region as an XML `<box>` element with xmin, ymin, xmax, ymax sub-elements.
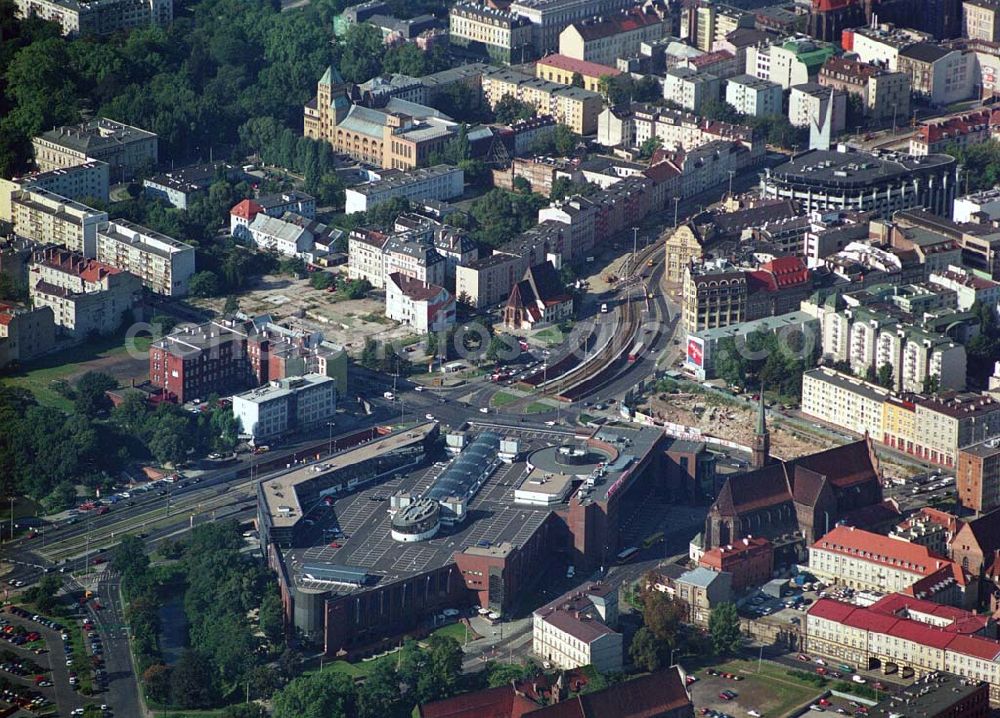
<box><xmin>534</xmin><ymin>53</ymin><xmax>621</xmax><ymax>93</ymax></box>
<box><xmin>909</xmin><ymin>109</ymin><xmax>1000</xmax><ymax>156</ymax></box>
<box><xmin>345</xmin><ymin>165</ymin><xmax>464</xmax><ymax>215</ymax></box>
<box><xmin>663</xmin><ymin>66</ymin><xmax>720</xmax><ymax>113</ymax></box>
<box><xmin>347</xmin><ymin>229</ymin><xmax>389</xmax><ymax>289</ymax></box>
<box><xmin>11</xmin><ymin>188</ymin><xmax>107</xmax><ymax>257</ymax></box>
<box><xmin>802</xmin><ymin>367</ymin><xmax>1000</xmax><ymax>467</ymax></box>
<box><xmin>149</xmin><ymin>321</ymin><xmax>262</xmax><ymax>404</ymax></box>
<box><xmin>1</xmin><ymin>161</ymin><xmax>110</xmax><ymax>208</ymax></box>
<box><xmin>507</xmin><ymin>0</ymin><xmax>635</xmax><ymax>54</ymax></box>
<box><xmin>818</xmin><ymin>56</ymin><xmax>911</xmax><ymax>124</ymax></box>
<box><xmin>682</xmin><ymin>261</ymin><xmax>746</xmax><ymax>333</ymax></box>
<box><xmin>788</xmin><ymin>83</ymin><xmax>846</xmax><ymax>133</ymax></box>
<box><xmin>746</xmin><ymin>37</ymin><xmax>836</xmax><ymax>90</ymax></box>
<box><xmin>725</xmin><ymin>74</ymin><xmax>783</xmax><ymax>116</ymax></box>
<box><xmin>801</xmin><ymin>367</ymin><xmax>891</xmax><ymax>437</ymax></box>
<box><xmin>15</xmin><ymin>0</ymin><xmax>171</xmax><ymax>35</ymax></box>
<box><xmin>28</xmin><ymin>248</ymin><xmax>141</xmax><ymax>338</ymax></box>
<box><xmin>897</xmin><ymin>43</ymin><xmax>976</xmax><ymax>106</ymax></box>
<box><xmin>456</xmin><ymin>252</ymin><xmax>526</xmax><ymax>308</ymax></box>
<box><xmin>481</xmin><ymin>67</ymin><xmax>602</xmax><ymax>134</ymax></box>
<box><xmin>247</xmin><ymin>213</ymin><xmax>341</xmax><ymax>263</ymax></box>
<box><xmin>532</xmin><ymin>583</ymin><xmax>622</xmax><ymax>673</ymax></box>
<box><xmin>957</xmin><ymin>439</ymin><xmax>1000</xmax><ymax>513</ymax></box>
<box><xmin>96</xmin><ymin>219</ymin><xmax>195</xmax><ymax>296</ymax></box>
<box><xmin>143</xmin><ymin>162</ymin><xmax>242</xmax><ymax>210</ymax></box>
<box><xmin>890</xmin><ymin>507</ymin><xmax>959</xmax><ymax>557</ymax></box>
<box><xmin>32</xmin><ymin>118</ymin><xmax>157</xmax><ymax>176</ymax></box>
<box><xmin>558</xmin><ymin>3</ymin><xmax>671</xmax><ymax>67</ymax></box>
<box><xmin>231</xmin><ymin>374</ymin><xmax>336</xmax><ymax>442</ymax></box>
<box><xmin>448</xmin><ymin>2</ymin><xmax>532</xmax><ymax>64</ymax></box>
<box><xmin>810</xmin><ymin>525</ymin><xmax>971</xmax><ymax>606</ymax></box>
<box><xmin>385</xmin><ymin>273</ymin><xmax>455</xmax><ymax>333</ymax></box>
<box><xmin>0</xmin><ymin>304</ymin><xmax>56</xmax><ymax>368</ymax></box>
<box><xmin>964</xmin><ymin>0</ymin><xmax>1000</xmax><ymax>41</ymax></box>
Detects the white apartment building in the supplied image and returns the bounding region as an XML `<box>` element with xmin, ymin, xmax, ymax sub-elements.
<box><xmin>809</xmin><ymin>525</ymin><xmax>965</xmax><ymax>599</ymax></box>
<box><xmin>10</xmin><ymin>187</ymin><xmax>107</xmax><ymax>257</ymax></box>
<box><xmin>954</xmin><ymin>187</ymin><xmax>1000</xmax><ymax>223</ymax></box>
<box><xmin>746</xmin><ymin>38</ymin><xmax>835</xmax><ymax>90</ymax></box>
<box><xmin>232</xmin><ymin>374</ymin><xmax>336</xmax><ymax>442</ymax></box>
<box><xmin>663</xmin><ymin>67</ymin><xmax>720</xmax><ymax>112</ymax></box>
<box><xmin>345</xmin><ymin>165</ymin><xmax>464</xmax><ymax>215</ymax></box>
<box><xmin>1</xmin><ymin>161</ymin><xmax>110</xmax><ymax>206</ymax></box>
<box><xmin>385</xmin><ymin>273</ymin><xmax>456</xmax><ymax>332</ymax></box>
<box><xmin>32</xmin><ymin>118</ymin><xmax>158</xmax><ymax>176</ymax></box>
<box><xmin>801</xmin><ymin>367</ymin><xmax>889</xmax><ymax>437</ymax></box>
<box><xmin>532</xmin><ymin>583</ymin><xmax>622</xmax><ymax>673</ymax></box>
<box><xmin>725</xmin><ymin>74</ymin><xmax>783</xmax><ymax>116</ymax></box>
<box><xmin>347</xmin><ymin>230</ymin><xmax>390</xmax><ymax>288</ymax></box>
<box><xmin>930</xmin><ymin>266</ymin><xmax>1000</xmax><ymax>312</ymax></box>
<box><xmin>383</xmin><ymin>235</ymin><xmax>447</xmax><ymax>288</ymax></box>
<box><xmin>15</xmin><ymin>0</ymin><xmax>172</xmax><ymax>36</ymax></box>
<box><xmin>849</xmin><ymin>25</ymin><xmax>932</xmax><ymax>71</ymax></box>
<box><xmin>507</xmin><ymin>0</ymin><xmax>634</xmax><ymax>53</ymax></box>
<box><xmin>788</xmin><ymin>83</ymin><xmax>847</xmax><ymax>133</ymax></box>
<box><xmin>96</xmin><ymin>219</ymin><xmax>195</xmax><ymax>296</ymax></box>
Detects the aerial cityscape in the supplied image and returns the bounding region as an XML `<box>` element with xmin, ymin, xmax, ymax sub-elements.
<box><xmin>5</xmin><ymin>0</ymin><xmax>1000</xmax><ymax>715</ymax></box>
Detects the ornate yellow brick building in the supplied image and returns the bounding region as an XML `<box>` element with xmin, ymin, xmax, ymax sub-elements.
<box><xmin>303</xmin><ymin>66</ymin><xmax>458</xmax><ymax>170</ymax></box>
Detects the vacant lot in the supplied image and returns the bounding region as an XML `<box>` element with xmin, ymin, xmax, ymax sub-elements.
<box><xmin>1</xmin><ymin>335</ymin><xmax>152</xmax><ymax>409</ymax></box>
<box><xmin>190</xmin><ymin>271</ymin><xmax>415</xmax><ymax>354</ymax></box>
<box><xmin>688</xmin><ymin>659</ymin><xmax>823</xmax><ymax>718</ymax></box>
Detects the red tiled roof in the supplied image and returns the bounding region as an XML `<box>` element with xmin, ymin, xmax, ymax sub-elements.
<box><xmin>689</xmin><ymin>49</ymin><xmax>735</xmax><ymax>69</ymax></box>
<box><xmin>812</xmin><ymin>525</ymin><xmax>954</xmax><ymax>577</ymax></box>
<box><xmin>569</xmin><ymin>7</ymin><xmax>666</xmax><ymax>41</ymax></box>
<box><xmin>700</xmin><ymin>536</ymin><xmax>772</xmax><ymax>571</ymax></box>
<box><xmin>417</xmin><ymin>685</ymin><xmax>538</xmax><ymax>718</ymax></box>
<box><xmin>808</xmin><ymin>598</ymin><xmax>857</xmax><ymax>623</ymax></box>
<box><xmin>0</xmin><ymin>314</ymin><xmax>12</xmax><ymax>326</ymax></box>
<box><xmin>844</xmin><ymin>610</ymin><xmax>899</xmax><ymax>634</ymax></box>
<box><xmin>231</xmin><ymin>199</ymin><xmax>264</xmax><ymax>220</ymax></box>
<box><xmin>536</xmin><ymin>54</ymin><xmax>621</xmax><ymax>78</ymax></box>
<box><xmin>915</xmin><ymin>108</ymin><xmax>999</xmax><ymax>145</ymax></box>
<box><xmin>531</xmin><ymin>667</ymin><xmax>692</xmax><ymax>718</ymax></box>
<box><xmin>887</xmin><ymin>619</ymin><xmax>959</xmax><ymax>650</ymax></box>
<box><xmin>946</xmin><ymin>634</ymin><xmax>1000</xmax><ymax>661</ymax></box>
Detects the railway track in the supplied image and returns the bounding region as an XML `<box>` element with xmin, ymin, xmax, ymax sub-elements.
<box><xmin>547</xmin><ymin>243</ymin><xmax>662</xmax><ymax>400</ymax></box>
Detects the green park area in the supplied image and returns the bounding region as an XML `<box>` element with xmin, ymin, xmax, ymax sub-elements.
<box><xmin>707</xmin><ymin>660</ymin><xmax>824</xmax><ymax>717</ymax></box>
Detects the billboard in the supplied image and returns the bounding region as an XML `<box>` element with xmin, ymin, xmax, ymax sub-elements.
<box><xmin>687</xmin><ymin>337</ymin><xmax>704</xmax><ymax>367</ymax></box>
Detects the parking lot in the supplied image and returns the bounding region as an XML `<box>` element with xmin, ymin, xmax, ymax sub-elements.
<box><xmin>688</xmin><ymin>659</ymin><xmax>822</xmax><ymax>717</ymax></box>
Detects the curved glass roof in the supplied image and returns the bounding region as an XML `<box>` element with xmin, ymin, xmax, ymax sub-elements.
<box><xmin>426</xmin><ymin>432</ymin><xmax>500</xmax><ymax>502</ymax></box>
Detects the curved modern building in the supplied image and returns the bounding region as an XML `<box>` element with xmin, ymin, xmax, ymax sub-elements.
<box><xmin>761</xmin><ymin>147</ymin><xmax>958</xmax><ymax>218</ymax></box>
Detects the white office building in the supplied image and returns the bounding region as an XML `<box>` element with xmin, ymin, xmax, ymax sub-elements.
<box><xmin>345</xmin><ymin>165</ymin><xmax>464</xmax><ymax>214</ymax></box>
<box><xmin>725</xmin><ymin>74</ymin><xmax>783</xmax><ymax>116</ymax></box>
<box><xmin>232</xmin><ymin>374</ymin><xmax>336</xmax><ymax>442</ymax></box>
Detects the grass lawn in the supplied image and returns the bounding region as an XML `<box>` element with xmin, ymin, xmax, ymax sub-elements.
<box><xmin>1</xmin><ymin>334</ymin><xmax>153</xmax><ymax>410</ymax></box>
<box><xmin>311</xmin><ymin>622</ymin><xmax>470</xmax><ymax>679</ymax></box>
<box><xmin>533</xmin><ymin>326</ymin><xmax>564</xmax><ymax>346</ymax></box>
<box><xmin>714</xmin><ymin>659</ymin><xmax>823</xmax><ymax>716</ymax></box>
<box><xmin>525</xmin><ymin>402</ymin><xmax>551</xmax><ymax>414</ymax></box>
<box><xmin>152</xmin><ymin>708</ymin><xmax>232</xmax><ymax>718</ymax></box>
<box><xmin>491</xmin><ymin>391</ymin><xmax>519</xmax><ymax>408</ymax></box>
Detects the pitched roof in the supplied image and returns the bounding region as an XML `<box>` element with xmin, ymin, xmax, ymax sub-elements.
<box><xmin>416</xmin><ymin>684</ymin><xmax>538</xmax><ymax>718</ymax></box>
<box><xmin>535</xmin><ymin>54</ymin><xmax>621</xmax><ymax>78</ymax></box>
<box><xmin>955</xmin><ymin>507</ymin><xmax>1000</xmax><ymax>556</ymax></box>
<box><xmin>231</xmin><ymin>199</ymin><xmax>264</xmax><ymax>220</ymax></box>
<box><xmin>532</xmin><ymin>667</ymin><xmax>691</xmax><ymax>718</ymax></box>
<box><xmin>712</xmin><ymin>462</ymin><xmax>791</xmax><ymax>516</ymax></box>
<box><xmin>790</xmin><ymin>439</ymin><xmax>879</xmax><ymax>490</ymax></box>
<box><xmin>812</xmin><ymin>525</ymin><xmax>954</xmax><ymax>577</ymax></box>
<box><xmin>567</xmin><ymin>6</ymin><xmax>666</xmax><ymax>41</ymax></box>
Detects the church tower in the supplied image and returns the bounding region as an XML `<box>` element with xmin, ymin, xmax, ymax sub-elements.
<box><xmin>752</xmin><ymin>390</ymin><xmax>770</xmax><ymax>470</ymax></box>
